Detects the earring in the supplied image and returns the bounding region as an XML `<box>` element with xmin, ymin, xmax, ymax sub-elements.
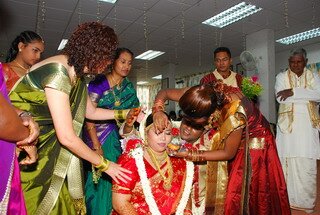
<box><xmin>19</xmin><ymin>49</ymin><xmax>22</xmax><ymax>52</ymax></box>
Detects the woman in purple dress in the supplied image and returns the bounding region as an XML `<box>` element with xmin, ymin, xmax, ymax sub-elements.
<box><xmin>0</xmin><ymin>63</ymin><xmax>39</xmax><ymax>214</ymax></box>
<box><xmin>83</xmin><ymin>48</ymin><xmax>140</xmax><ymax>215</ymax></box>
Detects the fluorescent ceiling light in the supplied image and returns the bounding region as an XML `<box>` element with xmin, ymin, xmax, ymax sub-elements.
<box><xmin>99</xmin><ymin>0</ymin><xmax>117</xmax><ymax>3</ymax></box>
<box><xmin>135</xmin><ymin>50</ymin><xmax>165</xmax><ymax>60</ymax></box>
<box><xmin>57</xmin><ymin>39</ymin><xmax>68</xmax><ymax>50</ymax></box>
<box><xmin>202</xmin><ymin>2</ymin><xmax>262</xmax><ymax>28</ymax></box>
<box><xmin>276</xmin><ymin>28</ymin><xmax>320</xmax><ymax>45</ymax></box>
<box><xmin>152</xmin><ymin>75</ymin><xmax>162</xmax><ymax>80</ymax></box>
<box><xmin>137</xmin><ymin>81</ymin><xmax>149</xmax><ymax>85</ymax></box>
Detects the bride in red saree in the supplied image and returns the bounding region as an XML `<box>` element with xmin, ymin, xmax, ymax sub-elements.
<box><xmin>112</xmin><ymin>114</ymin><xmax>194</xmax><ymax>215</ymax></box>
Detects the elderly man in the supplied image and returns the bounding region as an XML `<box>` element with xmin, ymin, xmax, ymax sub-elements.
<box><xmin>275</xmin><ymin>48</ymin><xmax>320</xmax><ymax>213</ymax></box>
<box><xmin>200</xmin><ymin>47</ymin><xmax>242</xmax><ymax>88</ymax></box>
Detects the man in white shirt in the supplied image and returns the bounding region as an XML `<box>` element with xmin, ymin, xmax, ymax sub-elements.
<box><xmin>275</xmin><ymin>48</ymin><xmax>320</xmax><ymax>213</ymax></box>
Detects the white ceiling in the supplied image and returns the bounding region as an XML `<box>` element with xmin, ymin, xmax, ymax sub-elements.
<box><xmin>0</xmin><ymin>0</ymin><xmax>319</xmax><ymax>83</ymax></box>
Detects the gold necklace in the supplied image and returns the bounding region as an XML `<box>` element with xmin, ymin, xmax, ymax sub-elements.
<box><xmin>146</xmin><ymin>147</ymin><xmax>173</xmax><ymax>190</ymax></box>
<box><xmin>13</xmin><ymin>60</ymin><xmax>30</xmax><ymax>71</ymax></box>
<box><xmin>109</xmin><ymin>74</ymin><xmax>123</xmax><ymax>106</ymax></box>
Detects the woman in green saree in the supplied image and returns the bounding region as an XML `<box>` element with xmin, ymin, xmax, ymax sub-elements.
<box><xmin>9</xmin><ymin>22</ymin><xmax>132</xmax><ymax>215</ymax></box>
<box><xmin>83</xmin><ymin>48</ymin><xmax>140</xmax><ymax>215</ymax></box>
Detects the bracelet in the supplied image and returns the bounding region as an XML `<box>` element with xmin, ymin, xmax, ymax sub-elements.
<box><xmin>152</xmin><ymin>99</ymin><xmax>165</xmax><ymax>115</ymax></box>
<box><xmin>18</xmin><ymin>145</ymin><xmax>36</xmax><ymax>149</ymax></box>
<box><xmin>19</xmin><ymin>111</ymin><xmax>32</xmax><ymax>117</ymax></box>
<box><xmin>94</xmin><ymin>155</ymin><xmax>110</xmax><ymax>172</ymax></box>
<box><xmin>114</xmin><ymin>109</ymin><xmax>129</xmax><ymax>121</ymax></box>
<box><xmin>186</xmin><ymin>149</ymin><xmax>205</xmax><ymax>162</ymax></box>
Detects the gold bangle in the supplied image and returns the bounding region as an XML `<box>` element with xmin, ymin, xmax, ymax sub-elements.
<box><xmin>94</xmin><ymin>155</ymin><xmax>110</xmax><ymax>172</ymax></box>
<box><xmin>100</xmin><ymin>159</ymin><xmax>110</xmax><ymax>172</ymax></box>
<box><xmin>18</xmin><ymin>145</ymin><xmax>36</xmax><ymax>149</ymax></box>
<box><xmin>114</xmin><ymin>109</ymin><xmax>129</xmax><ymax>121</ymax></box>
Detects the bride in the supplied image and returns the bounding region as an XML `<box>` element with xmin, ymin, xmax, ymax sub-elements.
<box><xmin>112</xmin><ymin>113</ymin><xmax>194</xmax><ymax>215</ymax></box>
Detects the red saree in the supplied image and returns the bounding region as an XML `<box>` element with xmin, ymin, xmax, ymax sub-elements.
<box><xmin>112</xmin><ymin>139</ymin><xmax>187</xmax><ymax>215</ymax></box>
<box><xmin>2</xmin><ymin>64</ymin><xmax>20</xmax><ymax>92</ymax></box>
<box><xmin>221</xmin><ymin>98</ymin><xmax>290</xmax><ymax>215</ymax></box>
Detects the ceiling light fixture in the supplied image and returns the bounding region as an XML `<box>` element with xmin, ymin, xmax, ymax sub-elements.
<box><xmin>137</xmin><ymin>81</ymin><xmax>149</xmax><ymax>85</ymax></box>
<box><xmin>276</xmin><ymin>27</ymin><xmax>320</xmax><ymax>45</ymax></box>
<box><xmin>98</xmin><ymin>0</ymin><xmax>117</xmax><ymax>3</ymax></box>
<box><xmin>202</xmin><ymin>2</ymin><xmax>262</xmax><ymax>28</ymax></box>
<box><xmin>152</xmin><ymin>75</ymin><xmax>162</xmax><ymax>80</ymax></box>
<box><xmin>135</xmin><ymin>50</ymin><xmax>165</xmax><ymax>60</ymax></box>
<box><xmin>57</xmin><ymin>39</ymin><xmax>68</xmax><ymax>50</ymax></box>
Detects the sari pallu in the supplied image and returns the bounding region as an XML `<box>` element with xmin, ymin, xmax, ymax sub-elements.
<box><xmin>0</xmin><ymin>63</ymin><xmax>27</xmax><ymax>215</ymax></box>
<box><xmin>9</xmin><ymin>63</ymin><xmax>87</xmax><ymax>215</ymax></box>
<box><xmin>83</xmin><ymin>74</ymin><xmax>139</xmax><ymax>215</ymax></box>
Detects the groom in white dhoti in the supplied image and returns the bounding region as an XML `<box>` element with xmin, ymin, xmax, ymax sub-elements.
<box><xmin>275</xmin><ymin>48</ymin><xmax>320</xmax><ymax>213</ymax></box>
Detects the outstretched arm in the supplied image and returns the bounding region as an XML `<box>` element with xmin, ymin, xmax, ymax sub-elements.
<box><xmin>85</xmin><ymin>95</ymin><xmax>115</xmax><ymax>120</ymax></box>
<box><xmin>153</xmin><ymin>87</ymin><xmax>189</xmax><ymax>133</ymax></box>
<box><xmin>154</xmin><ymin>87</ymin><xmax>189</xmax><ymax>103</ymax></box>
<box><xmin>45</xmin><ymin>88</ymin><xmax>131</xmax><ymax>183</ymax></box>
<box><xmin>175</xmin><ymin>128</ymin><xmax>243</xmax><ymax>161</ymax></box>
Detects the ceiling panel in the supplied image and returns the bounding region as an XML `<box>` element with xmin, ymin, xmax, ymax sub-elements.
<box><xmin>1</xmin><ymin>0</ymin><xmax>319</xmax><ymax>82</ymax></box>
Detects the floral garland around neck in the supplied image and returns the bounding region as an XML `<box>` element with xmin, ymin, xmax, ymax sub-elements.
<box><xmin>130</xmin><ymin>144</ymin><xmax>194</xmax><ymax>215</ymax></box>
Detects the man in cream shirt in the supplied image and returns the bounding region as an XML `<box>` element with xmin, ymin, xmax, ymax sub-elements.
<box><xmin>275</xmin><ymin>48</ymin><xmax>320</xmax><ymax>213</ymax></box>
<box><xmin>200</xmin><ymin>47</ymin><xmax>243</xmax><ymax>88</ymax></box>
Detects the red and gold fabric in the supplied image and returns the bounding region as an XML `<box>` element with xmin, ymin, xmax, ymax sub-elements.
<box><xmin>2</xmin><ymin>63</ymin><xmax>20</xmax><ymax>91</ymax></box>
<box><xmin>112</xmin><ymin>139</ymin><xmax>187</xmax><ymax>215</ymax></box>
<box><xmin>223</xmin><ymin>99</ymin><xmax>290</xmax><ymax>215</ymax></box>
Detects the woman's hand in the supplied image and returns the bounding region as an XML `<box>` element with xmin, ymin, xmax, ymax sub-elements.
<box><xmin>125</xmin><ymin>107</ymin><xmax>141</xmax><ymax>126</ymax></box>
<box><xmin>17</xmin><ymin>115</ymin><xmax>40</xmax><ymax>146</ymax></box>
<box><xmin>167</xmin><ymin>147</ymin><xmax>188</xmax><ymax>158</ymax></box>
<box><xmin>153</xmin><ymin>111</ymin><xmax>170</xmax><ymax>134</ymax></box>
<box><xmin>105</xmin><ymin>162</ymin><xmax>132</xmax><ymax>184</ymax></box>
<box><xmin>19</xmin><ymin>146</ymin><xmax>38</xmax><ymax>165</ymax></box>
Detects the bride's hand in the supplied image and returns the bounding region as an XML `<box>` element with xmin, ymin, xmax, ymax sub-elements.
<box><xmin>105</xmin><ymin>162</ymin><xmax>132</xmax><ymax>184</ymax></box>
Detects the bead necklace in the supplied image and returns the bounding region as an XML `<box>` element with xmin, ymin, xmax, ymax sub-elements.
<box><xmin>146</xmin><ymin>147</ymin><xmax>173</xmax><ymax>190</ymax></box>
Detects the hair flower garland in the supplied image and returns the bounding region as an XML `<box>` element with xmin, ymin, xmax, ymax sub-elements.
<box><xmin>241</xmin><ymin>76</ymin><xmax>263</xmax><ymax>99</ymax></box>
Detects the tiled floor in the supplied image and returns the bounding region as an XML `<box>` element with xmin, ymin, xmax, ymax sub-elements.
<box><xmin>291</xmin><ymin>160</ymin><xmax>320</xmax><ymax>215</ymax></box>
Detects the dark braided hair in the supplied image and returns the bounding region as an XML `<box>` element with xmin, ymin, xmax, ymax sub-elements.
<box><xmin>5</xmin><ymin>31</ymin><xmax>43</xmax><ymax>62</ymax></box>
<box><xmin>61</xmin><ymin>22</ymin><xmax>118</xmax><ymax>77</ymax></box>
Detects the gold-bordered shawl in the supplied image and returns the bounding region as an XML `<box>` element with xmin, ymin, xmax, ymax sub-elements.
<box><xmin>205</xmin><ymin>100</ymin><xmax>247</xmax><ymax>214</ymax></box>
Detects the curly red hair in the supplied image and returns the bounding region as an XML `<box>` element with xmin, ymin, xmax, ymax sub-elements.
<box><xmin>61</xmin><ymin>22</ymin><xmax>118</xmax><ymax>77</ymax></box>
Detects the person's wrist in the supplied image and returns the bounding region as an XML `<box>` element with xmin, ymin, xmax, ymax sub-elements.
<box><xmin>94</xmin><ymin>155</ymin><xmax>110</xmax><ymax>172</ymax></box>
<box><xmin>92</xmin><ymin>145</ymin><xmax>102</xmax><ymax>151</ymax></box>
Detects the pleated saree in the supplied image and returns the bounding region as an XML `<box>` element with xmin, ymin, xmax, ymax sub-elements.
<box><xmin>10</xmin><ymin>63</ymin><xmax>87</xmax><ymax>215</ymax></box>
